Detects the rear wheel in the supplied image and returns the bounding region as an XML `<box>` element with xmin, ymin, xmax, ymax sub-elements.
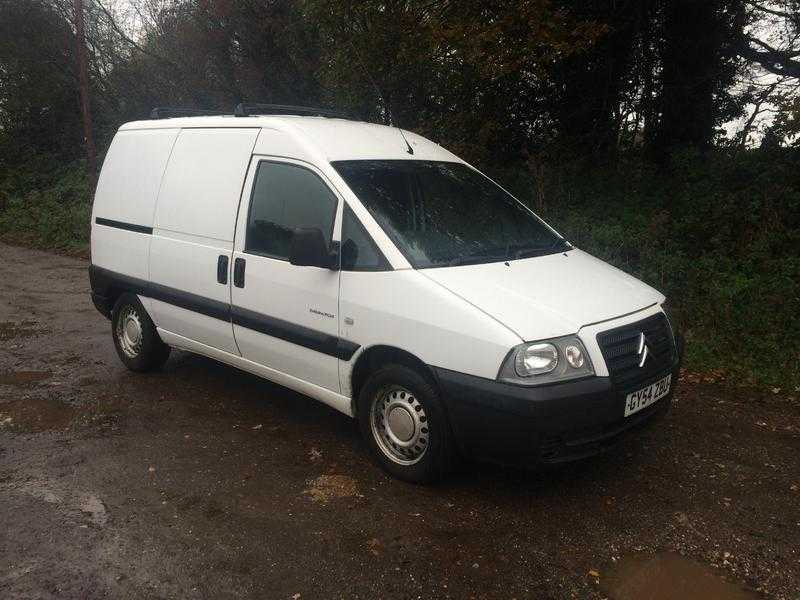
<box><xmin>111</xmin><ymin>293</ymin><xmax>170</xmax><ymax>372</ymax></box>
<box><xmin>358</xmin><ymin>364</ymin><xmax>456</xmax><ymax>483</ymax></box>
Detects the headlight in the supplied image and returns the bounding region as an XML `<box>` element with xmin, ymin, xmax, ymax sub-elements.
<box><xmin>499</xmin><ymin>335</ymin><xmax>594</xmax><ymax>386</ymax></box>
<box><xmin>515</xmin><ymin>343</ymin><xmax>558</xmax><ymax>376</ymax></box>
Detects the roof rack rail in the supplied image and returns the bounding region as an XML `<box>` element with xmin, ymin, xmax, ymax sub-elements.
<box><xmin>150</xmin><ymin>107</ymin><xmax>228</xmax><ymax>120</ymax></box>
<box><xmin>234</xmin><ymin>103</ymin><xmax>350</xmax><ymax>119</ymax></box>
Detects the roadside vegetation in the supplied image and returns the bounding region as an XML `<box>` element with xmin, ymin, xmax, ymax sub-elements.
<box><xmin>1</xmin><ymin>0</ymin><xmax>798</xmax><ymax>389</ymax></box>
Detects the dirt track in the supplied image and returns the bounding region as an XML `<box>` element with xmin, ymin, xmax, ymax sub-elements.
<box><xmin>1</xmin><ymin>242</ymin><xmax>798</xmax><ymax>599</ymax></box>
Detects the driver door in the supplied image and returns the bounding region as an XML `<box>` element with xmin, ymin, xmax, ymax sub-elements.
<box><xmin>230</xmin><ymin>157</ymin><xmax>343</xmax><ymax>393</ymax></box>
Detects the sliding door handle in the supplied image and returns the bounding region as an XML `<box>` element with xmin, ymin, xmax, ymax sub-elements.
<box><xmin>217</xmin><ymin>255</ymin><xmax>229</xmax><ymax>284</ymax></box>
<box><xmin>233</xmin><ymin>257</ymin><xmax>246</xmax><ymax>288</ymax></box>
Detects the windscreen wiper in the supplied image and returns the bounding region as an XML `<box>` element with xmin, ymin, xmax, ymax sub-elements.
<box><xmin>447</xmin><ymin>252</ymin><xmax>508</xmax><ymax>266</ymax></box>
<box><xmin>512</xmin><ymin>238</ymin><xmax>570</xmax><ymax>260</ymax></box>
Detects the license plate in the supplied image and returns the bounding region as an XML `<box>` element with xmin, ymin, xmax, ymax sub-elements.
<box><xmin>624</xmin><ymin>374</ymin><xmax>672</xmax><ymax>417</ymax></box>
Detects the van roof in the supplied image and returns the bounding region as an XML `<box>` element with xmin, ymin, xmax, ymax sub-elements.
<box><xmin>118</xmin><ymin>115</ymin><xmax>463</xmax><ymax>163</ymax></box>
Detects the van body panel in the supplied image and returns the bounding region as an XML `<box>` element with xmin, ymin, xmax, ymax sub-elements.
<box><xmin>251</xmin><ymin>127</ymin><xmax>316</xmax><ymax>163</ymax></box>
<box><xmin>230</xmin><ymin>255</ymin><xmax>343</xmax><ymax>393</ymax></box>
<box><xmin>289</xmin><ymin>119</ymin><xmax>462</xmax><ymax>162</ymax></box>
<box><xmin>154</xmin><ymin>128</ymin><xmax>259</xmax><ymax>241</ymax></box>
<box><xmin>148</xmin><ymin>232</ymin><xmax>239</xmax><ymax>354</ymax></box>
<box><xmin>91</xmin><ymin>128</ymin><xmax>178</xmax><ymax>279</ymax></box>
<box><xmin>421</xmin><ymin>249</ymin><xmax>665</xmax><ymax>342</ymax></box>
<box><xmin>92</xmin><ymin>128</ymin><xmax>179</xmax><ymax>229</ymax></box>
<box><xmin>148</xmin><ymin>128</ymin><xmax>258</xmax><ymax>353</ymax></box>
<box><xmin>230</xmin><ymin>157</ymin><xmax>344</xmax><ymax>394</ymax></box>
<box><xmin>90</xmin><ymin>225</ymin><xmax>152</xmax><ymax>282</ymax></box>
<box><xmin>339</xmin><ymin>269</ymin><xmax>522</xmax><ymax>394</ymax></box>
<box><xmin>118</xmin><ymin>116</ymin><xmax>462</xmax><ymax>163</ymax></box>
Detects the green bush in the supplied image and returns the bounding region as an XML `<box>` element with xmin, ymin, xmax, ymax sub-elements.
<box><xmin>0</xmin><ymin>160</ymin><xmax>91</xmax><ymax>252</ymax></box>
<box><xmin>522</xmin><ymin>148</ymin><xmax>800</xmax><ymax>389</ymax></box>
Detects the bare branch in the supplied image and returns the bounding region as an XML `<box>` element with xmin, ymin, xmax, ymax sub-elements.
<box><xmin>737</xmin><ymin>38</ymin><xmax>800</xmax><ymax>78</ymax></box>
<box><xmin>745</xmin><ymin>1</ymin><xmax>800</xmax><ymax>26</ymax></box>
<box><xmin>92</xmin><ymin>0</ymin><xmax>182</xmax><ymax>72</ymax></box>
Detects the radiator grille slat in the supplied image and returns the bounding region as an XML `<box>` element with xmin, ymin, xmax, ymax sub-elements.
<box><xmin>597</xmin><ymin>313</ymin><xmax>675</xmax><ymax>388</ymax></box>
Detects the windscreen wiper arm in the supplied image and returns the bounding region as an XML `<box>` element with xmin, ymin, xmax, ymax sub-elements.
<box><xmin>512</xmin><ymin>238</ymin><xmax>570</xmax><ymax>260</ymax></box>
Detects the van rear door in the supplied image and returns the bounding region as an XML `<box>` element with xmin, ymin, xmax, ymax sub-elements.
<box><xmin>149</xmin><ymin>128</ymin><xmax>259</xmax><ymax>354</ymax></box>
<box><xmin>229</xmin><ymin>157</ymin><xmax>343</xmax><ymax>393</ymax></box>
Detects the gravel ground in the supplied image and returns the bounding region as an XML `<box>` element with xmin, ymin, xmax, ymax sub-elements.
<box><xmin>1</xmin><ymin>242</ymin><xmax>798</xmax><ymax>599</ymax></box>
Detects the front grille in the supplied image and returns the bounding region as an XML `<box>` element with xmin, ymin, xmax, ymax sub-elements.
<box><xmin>596</xmin><ymin>312</ymin><xmax>675</xmax><ymax>388</ymax></box>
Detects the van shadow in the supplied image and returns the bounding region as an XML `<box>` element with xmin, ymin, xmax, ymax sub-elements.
<box><xmin>151</xmin><ymin>350</ymin><xmax>657</xmax><ymax>501</ymax></box>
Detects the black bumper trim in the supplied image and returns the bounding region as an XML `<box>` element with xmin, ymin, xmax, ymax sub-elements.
<box><xmin>433</xmin><ymin>336</ymin><xmax>683</xmax><ymax>466</ymax></box>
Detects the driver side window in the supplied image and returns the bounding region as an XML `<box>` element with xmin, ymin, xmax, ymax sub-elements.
<box><xmin>246</xmin><ymin>161</ymin><xmax>337</xmax><ymax>260</ymax></box>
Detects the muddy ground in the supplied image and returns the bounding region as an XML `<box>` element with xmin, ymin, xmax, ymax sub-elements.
<box><xmin>0</xmin><ymin>242</ymin><xmax>798</xmax><ymax>600</ymax></box>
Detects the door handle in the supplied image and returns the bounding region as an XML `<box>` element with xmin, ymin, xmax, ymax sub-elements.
<box><xmin>233</xmin><ymin>257</ymin><xmax>246</xmax><ymax>288</ymax></box>
<box><xmin>217</xmin><ymin>255</ymin><xmax>229</xmax><ymax>284</ymax></box>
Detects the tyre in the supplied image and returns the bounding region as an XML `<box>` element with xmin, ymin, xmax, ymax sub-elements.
<box><xmin>357</xmin><ymin>364</ymin><xmax>457</xmax><ymax>483</ymax></box>
<box><xmin>111</xmin><ymin>293</ymin><xmax>170</xmax><ymax>372</ymax></box>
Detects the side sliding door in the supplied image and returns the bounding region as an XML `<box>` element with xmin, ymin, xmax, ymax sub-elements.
<box><xmin>148</xmin><ymin>127</ymin><xmax>259</xmax><ymax>354</ymax></box>
<box><xmin>230</xmin><ymin>157</ymin><xmax>345</xmax><ymax>393</ymax></box>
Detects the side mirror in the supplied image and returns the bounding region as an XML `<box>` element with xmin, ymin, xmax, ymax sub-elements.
<box><xmin>289</xmin><ymin>227</ymin><xmax>337</xmax><ymax>269</ymax></box>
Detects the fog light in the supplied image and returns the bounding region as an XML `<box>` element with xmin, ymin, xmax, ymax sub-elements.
<box><xmin>565</xmin><ymin>345</ymin><xmax>584</xmax><ymax>368</ymax></box>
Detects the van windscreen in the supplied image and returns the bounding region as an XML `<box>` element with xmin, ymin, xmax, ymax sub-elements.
<box><xmin>332</xmin><ymin>160</ymin><xmax>567</xmax><ymax>269</ymax></box>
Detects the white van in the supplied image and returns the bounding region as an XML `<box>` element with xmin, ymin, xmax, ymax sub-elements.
<box><xmin>90</xmin><ymin>105</ymin><xmax>682</xmax><ymax>482</ymax></box>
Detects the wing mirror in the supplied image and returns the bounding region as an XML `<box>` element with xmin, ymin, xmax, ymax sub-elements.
<box><xmin>289</xmin><ymin>227</ymin><xmax>339</xmax><ymax>270</ymax></box>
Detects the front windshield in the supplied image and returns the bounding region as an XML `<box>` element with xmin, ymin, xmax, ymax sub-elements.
<box><xmin>332</xmin><ymin>160</ymin><xmax>567</xmax><ymax>268</ymax></box>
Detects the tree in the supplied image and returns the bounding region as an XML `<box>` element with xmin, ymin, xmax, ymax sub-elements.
<box><xmin>652</xmin><ymin>0</ymin><xmax>744</xmax><ymax>153</ymax></box>
<box><xmin>0</xmin><ymin>0</ymin><xmax>82</xmax><ymax>164</ymax></box>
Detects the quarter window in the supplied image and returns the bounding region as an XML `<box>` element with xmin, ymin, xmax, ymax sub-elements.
<box><xmin>341</xmin><ymin>205</ymin><xmax>390</xmax><ymax>271</ymax></box>
<box><xmin>246</xmin><ymin>161</ymin><xmax>337</xmax><ymax>260</ymax></box>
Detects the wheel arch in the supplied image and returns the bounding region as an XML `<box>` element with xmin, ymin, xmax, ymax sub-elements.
<box><xmin>349</xmin><ymin>345</ymin><xmax>439</xmax><ymax>416</ymax></box>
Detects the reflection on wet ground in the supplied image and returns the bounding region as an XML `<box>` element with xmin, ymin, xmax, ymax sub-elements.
<box><xmin>604</xmin><ymin>553</ymin><xmax>758</xmax><ymax>600</ymax></box>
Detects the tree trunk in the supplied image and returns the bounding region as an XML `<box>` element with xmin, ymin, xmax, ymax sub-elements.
<box><xmin>652</xmin><ymin>0</ymin><xmax>726</xmax><ymax>154</ymax></box>
<box><xmin>74</xmin><ymin>0</ymin><xmax>97</xmax><ymax>193</ymax></box>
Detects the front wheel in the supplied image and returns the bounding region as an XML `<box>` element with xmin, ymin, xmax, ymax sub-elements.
<box><xmin>358</xmin><ymin>364</ymin><xmax>457</xmax><ymax>483</ymax></box>
<box><xmin>111</xmin><ymin>293</ymin><xmax>170</xmax><ymax>372</ymax></box>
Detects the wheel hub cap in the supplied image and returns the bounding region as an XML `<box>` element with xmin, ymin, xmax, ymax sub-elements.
<box><xmin>387</xmin><ymin>406</ymin><xmax>415</xmax><ymax>442</ymax></box>
<box><xmin>116</xmin><ymin>306</ymin><xmax>143</xmax><ymax>359</ymax></box>
<box><xmin>370</xmin><ymin>386</ymin><xmax>429</xmax><ymax>466</ymax></box>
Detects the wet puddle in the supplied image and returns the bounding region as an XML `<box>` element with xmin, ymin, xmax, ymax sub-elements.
<box><xmin>0</xmin><ymin>371</ymin><xmax>52</xmax><ymax>386</ymax></box>
<box><xmin>603</xmin><ymin>553</ymin><xmax>758</xmax><ymax>600</ymax></box>
<box><xmin>0</xmin><ymin>398</ymin><xmax>76</xmax><ymax>432</ymax></box>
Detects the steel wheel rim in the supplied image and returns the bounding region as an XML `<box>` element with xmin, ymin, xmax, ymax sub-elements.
<box><xmin>116</xmin><ymin>306</ymin><xmax>143</xmax><ymax>358</ymax></box>
<box><xmin>370</xmin><ymin>385</ymin><xmax>429</xmax><ymax>466</ymax></box>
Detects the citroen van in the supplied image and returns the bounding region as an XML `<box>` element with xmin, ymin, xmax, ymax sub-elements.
<box><xmin>89</xmin><ymin>105</ymin><xmax>683</xmax><ymax>482</ymax></box>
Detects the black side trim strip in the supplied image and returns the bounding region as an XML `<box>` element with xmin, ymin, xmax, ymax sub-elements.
<box><xmin>149</xmin><ymin>281</ymin><xmax>231</xmax><ymax>322</ymax></box>
<box><xmin>88</xmin><ymin>265</ymin><xmax>360</xmax><ymax>360</ymax></box>
<box><xmin>231</xmin><ymin>306</ymin><xmax>359</xmax><ymax>361</ymax></box>
<box><xmin>95</xmin><ymin>217</ymin><xmax>153</xmax><ymax>235</ymax></box>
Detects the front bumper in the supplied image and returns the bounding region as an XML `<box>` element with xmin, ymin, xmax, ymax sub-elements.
<box><xmin>434</xmin><ymin>335</ymin><xmax>683</xmax><ymax>466</ymax></box>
